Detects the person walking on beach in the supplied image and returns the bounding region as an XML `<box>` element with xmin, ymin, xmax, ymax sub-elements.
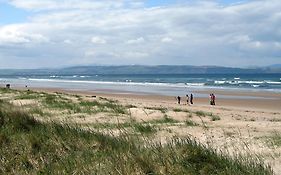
<box><xmin>212</xmin><ymin>93</ymin><xmax>216</xmax><ymax>105</ymax></box>
<box><xmin>177</xmin><ymin>96</ymin><xmax>181</xmax><ymax>104</ymax></box>
<box><xmin>186</xmin><ymin>94</ymin><xmax>189</xmax><ymax>105</ymax></box>
<box><xmin>190</xmin><ymin>94</ymin><xmax>193</xmax><ymax>104</ymax></box>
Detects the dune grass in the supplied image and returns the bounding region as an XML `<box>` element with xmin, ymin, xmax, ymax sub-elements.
<box><xmin>0</xmin><ymin>89</ymin><xmax>274</xmax><ymax>174</ymax></box>
<box><xmin>185</xmin><ymin>119</ymin><xmax>199</xmax><ymax>126</ymax></box>
<box><xmin>266</xmin><ymin>132</ymin><xmax>281</xmax><ymax>147</ymax></box>
<box><xmin>210</xmin><ymin>114</ymin><xmax>221</xmax><ymax>121</ymax></box>
<box><xmin>145</xmin><ymin>106</ymin><xmax>168</xmax><ymax>114</ymax></box>
<box><xmin>173</xmin><ymin>108</ymin><xmax>191</xmax><ymax>113</ymax></box>
<box><xmin>152</xmin><ymin>114</ymin><xmax>179</xmax><ymax>124</ymax></box>
<box><xmin>0</xmin><ymin>98</ymin><xmax>273</xmax><ymax>174</ymax></box>
<box><xmin>79</xmin><ymin>100</ymin><xmax>128</xmax><ymax>114</ymax></box>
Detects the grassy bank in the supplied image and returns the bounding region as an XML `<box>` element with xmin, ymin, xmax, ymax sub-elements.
<box><xmin>0</xmin><ymin>97</ymin><xmax>272</xmax><ymax>174</ymax></box>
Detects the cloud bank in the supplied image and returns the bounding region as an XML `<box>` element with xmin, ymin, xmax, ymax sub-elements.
<box><xmin>0</xmin><ymin>0</ymin><xmax>280</xmax><ymax>68</ymax></box>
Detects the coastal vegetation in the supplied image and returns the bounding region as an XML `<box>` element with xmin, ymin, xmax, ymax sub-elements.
<box><xmin>0</xmin><ymin>88</ymin><xmax>273</xmax><ymax>174</ymax></box>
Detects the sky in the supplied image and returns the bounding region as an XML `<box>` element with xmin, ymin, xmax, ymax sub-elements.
<box><xmin>0</xmin><ymin>0</ymin><xmax>280</xmax><ymax>69</ymax></box>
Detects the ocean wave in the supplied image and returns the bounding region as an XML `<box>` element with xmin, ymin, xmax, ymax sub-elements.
<box><xmin>185</xmin><ymin>83</ymin><xmax>205</xmax><ymax>86</ymax></box>
<box><xmin>28</xmin><ymin>78</ymin><xmax>281</xmax><ymax>88</ymax></box>
<box><xmin>18</xmin><ymin>77</ymin><xmax>27</xmax><ymax>80</ymax></box>
<box><xmin>264</xmin><ymin>81</ymin><xmax>281</xmax><ymax>85</ymax></box>
<box><xmin>214</xmin><ymin>81</ymin><xmax>226</xmax><ymax>84</ymax></box>
<box><xmin>50</xmin><ymin>75</ymin><xmax>60</xmax><ymax>78</ymax></box>
<box><xmin>28</xmin><ymin>78</ymin><xmax>192</xmax><ymax>88</ymax></box>
<box><xmin>252</xmin><ymin>85</ymin><xmax>260</xmax><ymax>88</ymax></box>
<box><xmin>214</xmin><ymin>80</ymin><xmax>281</xmax><ymax>85</ymax></box>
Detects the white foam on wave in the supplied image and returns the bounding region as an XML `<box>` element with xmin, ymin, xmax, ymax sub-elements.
<box><xmin>28</xmin><ymin>78</ymin><xmax>192</xmax><ymax>88</ymax></box>
<box><xmin>264</xmin><ymin>81</ymin><xmax>281</xmax><ymax>85</ymax></box>
<box><xmin>240</xmin><ymin>81</ymin><xmax>264</xmax><ymax>84</ymax></box>
<box><xmin>214</xmin><ymin>80</ymin><xmax>268</xmax><ymax>85</ymax></box>
<box><xmin>214</xmin><ymin>81</ymin><xmax>226</xmax><ymax>84</ymax></box>
<box><xmin>50</xmin><ymin>75</ymin><xmax>59</xmax><ymax>78</ymax></box>
<box><xmin>18</xmin><ymin>77</ymin><xmax>27</xmax><ymax>80</ymax></box>
<box><xmin>234</xmin><ymin>77</ymin><xmax>240</xmax><ymax>80</ymax></box>
<box><xmin>185</xmin><ymin>83</ymin><xmax>205</xmax><ymax>86</ymax></box>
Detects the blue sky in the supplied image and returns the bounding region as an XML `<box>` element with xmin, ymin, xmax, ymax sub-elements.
<box><xmin>0</xmin><ymin>0</ymin><xmax>280</xmax><ymax>68</ymax></box>
<box><xmin>0</xmin><ymin>2</ymin><xmax>29</xmax><ymax>25</ymax></box>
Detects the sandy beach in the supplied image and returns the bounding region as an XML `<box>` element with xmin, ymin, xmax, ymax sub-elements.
<box><xmin>27</xmin><ymin>87</ymin><xmax>281</xmax><ymax>112</ymax></box>
<box><xmin>3</xmin><ymin>86</ymin><xmax>281</xmax><ymax>173</ymax></box>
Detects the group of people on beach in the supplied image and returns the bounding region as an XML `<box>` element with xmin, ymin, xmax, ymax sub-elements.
<box><xmin>177</xmin><ymin>94</ymin><xmax>193</xmax><ymax>105</ymax></box>
<box><xmin>209</xmin><ymin>93</ymin><xmax>216</xmax><ymax>105</ymax></box>
<box><xmin>176</xmin><ymin>93</ymin><xmax>216</xmax><ymax>106</ymax></box>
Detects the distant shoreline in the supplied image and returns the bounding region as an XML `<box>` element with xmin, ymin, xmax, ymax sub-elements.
<box><xmin>1</xmin><ymin>76</ymin><xmax>281</xmax><ymax>98</ymax></box>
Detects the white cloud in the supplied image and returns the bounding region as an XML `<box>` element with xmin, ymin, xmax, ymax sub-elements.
<box><xmin>0</xmin><ymin>24</ymin><xmax>49</xmax><ymax>45</ymax></box>
<box><xmin>91</xmin><ymin>37</ymin><xmax>107</xmax><ymax>44</ymax></box>
<box><xmin>161</xmin><ymin>37</ymin><xmax>173</xmax><ymax>43</ymax></box>
<box><xmin>63</xmin><ymin>39</ymin><xmax>72</xmax><ymax>44</ymax></box>
<box><xmin>127</xmin><ymin>37</ymin><xmax>144</xmax><ymax>44</ymax></box>
<box><xmin>1</xmin><ymin>0</ymin><xmax>281</xmax><ymax>68</ymax></box>
<box><xmin>9</xmin><ymin>0</ymin><xmax>124</xmax><ymax>11</ymax></box>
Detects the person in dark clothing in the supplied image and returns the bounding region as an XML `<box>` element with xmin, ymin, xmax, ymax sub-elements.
<box><xmin>212</xmin><ymin>94</ymin><xmax>216</xmax><ymax>105</ymax></box>
<box><xmin>190</xmin><ymin>94</ymin><xmax>193</xmax><ymax>104</ymax></box>
<box><xmin>177</xmin><ymin>96</ymin><xmax>181</xmax><ymax>104</ymax></box>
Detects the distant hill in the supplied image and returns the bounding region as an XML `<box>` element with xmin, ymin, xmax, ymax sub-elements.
<box><xmin>268</xmin><ymin>64</ymin><xmax>281</xmax><ymax>68</ymax></box>
<box><xmin>0</xmin><ymin>65</ymin><xmax>281</xmax><ymax>75</ymax></box>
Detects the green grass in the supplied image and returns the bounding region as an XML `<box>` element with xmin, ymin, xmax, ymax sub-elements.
<box><xmin>267</xmin><ymin>132</ymin><xmax>281</xmax><ymax>147</ymax></box>
<box><xmin>42</xmin><ymin>94</ymin><xmax>82</xmax><ymax>113</ymax></box>
<box><xmin>29</xmin><ymin>107</ymin><xmax>46</xmax><ymax>116</ymax></box>
<box><xmin>15</xmin><ymin>93</ymin><xmax>38</xmax><ymax>100</ymax></box>
<box><xmin>87</xmin><ymin>122</ymin><xmax>132</xmax><ymax>129</ymax></box>
<box><xmin>0</xmin><ymin>100</ymin><xmax>273</xmax><ymax>174</ymax></box>
<box><xmin>14</xmin><ymin>90</ymin><xmax>41</xmax><ymax>100</ymax></box>
<box><xmin>152</xmin><ymin>115</ymin><xmax>180</xmax><ymax>124</ymax></box>
<box><xmin>88</xmin><ymin>121</ymin><xmax>157</xmax><ymax>135</ymax></box>
<box><xmin>126</xmin><ymin>104</ymin><xmax>137</xmax><ymax>108</ymax></box>
<box><xmin>185</xmin><ymin>120</ymin><xmax>199</xmax><ymax>126</ymax></box>
<box><xmin>173</xmin><ymin>108</ymin><xmax>191</xmax><ymax>113</ymax></box>
<box><xmin>195</xmin><ymin>111</ymin><xmax>214</xmax><ymax>117</ymax></box>
<box><xmin>133</xmin><ymin>123</ymin><xmax>157</xmax><ymax>134</ymax></box>
<box><xmin>80</xmin><ymin>100</ymin><xmax>127</xmax><ymax>114</ymax></box>
<box><xmin>210</xmin><ymin>114</ymin><xmax>221</xmax><ymax>121</ymax></box>
<box><xmin>0</xmin><ymin>87</ymin><xmax>18</xmax><ymax>94</ymax></box>
<box><xmin>41</xmin><ymin>94</ymin><xmax>127</xmax><ymax>115</ymax></box>
<box><xmin>145</xmin><ymin>106</ymin><xmax>168</xmax><ymax>113</ymax></box>
<box><xmin>195</xmin><ymin>111</ymin><xmax>207</xmax><ymax>117</ymax></box>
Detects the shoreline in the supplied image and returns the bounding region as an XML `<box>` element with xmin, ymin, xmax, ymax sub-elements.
<box><xmin>1</xmin><ymin>77</ymin><xmax>281</xmax><ymax>97</ymax></box>
<box><xmin>18</xmin><ymin>86</ymin><xmax>281</xmax><ymax>112</ymax></box>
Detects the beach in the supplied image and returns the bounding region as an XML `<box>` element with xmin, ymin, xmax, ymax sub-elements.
<box><xmin>1</xmin><ymin>85</ymin><xmax>281</xmax><ymax>173</ymax></box>
<box><xmin>28</xmin><ymin>86</ymin><xmax>281</xmax><ymax>112</ymax></box>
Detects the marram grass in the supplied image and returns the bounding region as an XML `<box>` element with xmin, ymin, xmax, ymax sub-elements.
<box><xmin>0</xmin><ymin>99</ymin><xmax>273</xmax><ymax>174</ymax></box>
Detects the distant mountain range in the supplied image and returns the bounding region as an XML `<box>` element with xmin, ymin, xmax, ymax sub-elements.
<box><xmin>0</xmin><ymin>65</ymin><xmax>281</xmax><ymax>75</ymax></box>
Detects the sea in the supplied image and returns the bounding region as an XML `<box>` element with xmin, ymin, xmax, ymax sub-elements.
<box><xmin>1</xmin><ymin>74</ymin><xmax>281</xmax><ymax>98</ymax></box>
